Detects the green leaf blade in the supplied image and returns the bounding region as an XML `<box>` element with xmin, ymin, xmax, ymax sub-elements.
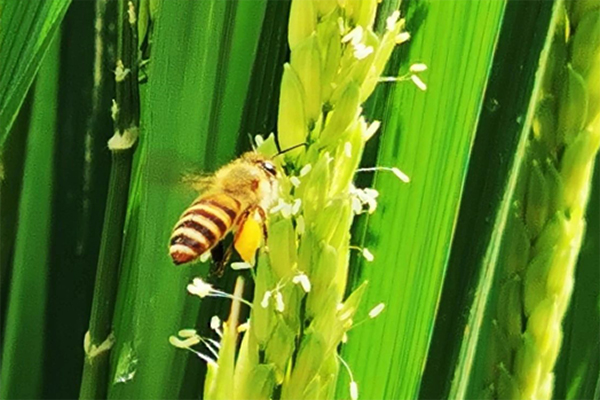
<box><xmin>339</xmin><ymin>1</ymin><xmax>506</xmax><ymax>399</ymax></box>
<box><xmin>0</xmin><ymin>0</ymin><xmax>71</xmax><ymax>147</ymax></box>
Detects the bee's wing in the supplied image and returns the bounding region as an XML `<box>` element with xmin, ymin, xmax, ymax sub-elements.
<box><xmin>182</xmin><ymin>173</ymin><xmax>214</xmax><ymax>192</ymax></box>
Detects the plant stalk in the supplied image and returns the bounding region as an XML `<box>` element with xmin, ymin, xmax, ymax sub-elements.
<box><xmin>79</xmin><ymin>0</ymin><xmax>139</xmax><ymax>398</ymax></box>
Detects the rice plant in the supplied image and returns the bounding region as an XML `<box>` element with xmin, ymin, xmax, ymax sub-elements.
<box><xmin>0</xmin><ymin>0</ymin><xmax>597</xmax><ymax>399</ymax></box>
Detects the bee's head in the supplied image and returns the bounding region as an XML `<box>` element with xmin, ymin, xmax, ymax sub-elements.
<box><xmin>242</xmin><ymin>152</ymin><xmax>279</xmax><ymax>180</ymax></box>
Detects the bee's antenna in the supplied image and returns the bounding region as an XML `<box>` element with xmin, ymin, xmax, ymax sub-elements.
<box><xmin>272</xmin><ymin>142</ymin><xmax>308</xmax><ymax>158</ymax></box>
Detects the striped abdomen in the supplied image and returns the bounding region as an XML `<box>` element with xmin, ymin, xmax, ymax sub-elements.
<box><xmin>169</xmin><ymin>193</ymin><xmax>241</xmax><ymax>265</ymax></box>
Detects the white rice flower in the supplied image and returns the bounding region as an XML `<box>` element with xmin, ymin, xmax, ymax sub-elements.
<box><xmin>281</xmin><ymin>203</ymin><xmax>293</xmax><ymax>218</ymax></box>
<box><xmin>187</xmin><ymin>278</ymin><xmax>213</xmax><ymax>298</ymax></box>
<box><xmin>362</xmin><ymin>248</ymin><xmax>375</xmax><ymax>262</ymax></box>
<box><xmin>396</xmin><ymin>32</ymin><xmax>411</xmax><ymax>44</ymax></box>
<box><xmin>292</xmin><ymin>273</ymin><xmax>311</xmax><ymax>293</ymax></box>
<box><xmin>350</xmin><ymin>381</ymin><xmax>359</xmax><ymax>400</ymax></box>
<box><xmin>261</xmin><ymin>291</ymin><xmax>272</xmax><ymax>308</ymax></box>
<box><xmin>291</xmin><ymin>199</ymin><xmax>302</xmax><ymax>215</ymax></box>
<box><xmin>300</xmin><ymin>164</ymin><xmax>312</xmax><ymax>177</ymax></box>
<box><xmin>364</xmin><ymin>121</ymin><xmax>381</xmax><ymax>141</ymax></box>
<box><xmin>409</xmin><ymin>63</ymin><xmax>428</xmax><ymax>73</ymax></box>
<box><xmin>178</xmin><ymin>329</ymin><xmax>197</xmax><ymax>338</ymax></box>
<box><xmin>342</xmin><ymin>26</ymin><xmax>363</xmax><ymax>45</ymax></box>
<box><xmin>411</xmin><ymin>74</ymin><xmax>427</xmax><ymax>91</ymax></box>
<box><xmin>350</xmin><ymin>185</ymin><xmax>380</xmax><ymax>215</ymax></box>
<box><xmin>391</xmin><ymin>167</ymin><xmax>410</xmax><ymax>183</ymax></box>
<box><xmin>369</xmin><ymin>303</ymin><xmax>385</xmax><ymax>318</ymax></box>
<box><xmin>271</xmin><ymin>198</ymin><xmax>294</xmax><ymax>218</ymax></box>
<box><xmin>210</xmin><ymin>316</ymin><xmax>221</xmax><ymax>331</ymax></box>
<box><xmin>199</xmin><ymin>251</ymin><xmax>211</xmax><ymax>263</ymax></box>
<box><xmin>231</xmin><ymin>261</ymin><xmax>253</xmax><ymax>270</ymax></box>
<box><xmin>353</xmin><ymin>44</ymin><xmax>374</xmax><ymax>60</ymax></box>
<box><xmin>169</xmin><ymin>335</ymin><xmax>200</xmax><ymax>349</ymax></box>
<box><xmin>345</xmin><ymin>142</ymin><xmax>353</xmax><ymax>158</ymax></box>
<box><xmin>275</xmin><ymin>292</ymin><xmax>285</xmax><ymax>312</ymax></box>
<box><xmin>237</xmin><ymin>321</ymin><xmax>250</xmax><ymax>333</ymax></box>
<box><xmin>386</xmin><ymin>10</ymin><xmax>400</xmax><ymax>31</ymax></box>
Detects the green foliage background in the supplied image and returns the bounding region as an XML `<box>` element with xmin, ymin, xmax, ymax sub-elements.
<box><xmin>0</xmin><ymin>0</ymin><xmax>598</xmax><ymax>399</ymax></box>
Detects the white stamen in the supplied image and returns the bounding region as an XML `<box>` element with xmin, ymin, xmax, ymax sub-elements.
<box><xmin>342</xmin><ymin>26</ymin><xmax>363</xmax><ymax>45</ymax></box>
<box><xmin>386</xmin><ymin>11</ymin><xmax>400</xmax><ymax>31</ymax></box>
<box><xmin>270</xmin><ymin>198</ymin><xmax>285</xmax><ymax>214</ymax></box>
<box><xmin>344</xmin><ymin>142</ymin><xmax>352</xmax><ymax>158</ymax></box>
<box><xmin>261</xmin><ymin>291</ymin><xmax>272</xmax><ymax>308</ymax></box>
<box><xmin>337</xmin><ymin>354</ymin><xmax>358</xmax><ymax>400</ymax></box>
<box><xmin>292</xmin><ymin>273</ymin><xmax>312</xmax><ymax>293</ymax></box>
<box><xmin>280</xmin><ymin>203</ymin><xmax>293</xmax><ymax>219</ymax></box>
<box><xmin>410</xmin><ymin>63</ymin><xmax>428</xmax><ymax>73</ymax></box>
<box><xmin>362</xmin><ymin>248</ymin><xmax>375</xmax><ymax>262</ymax></box>
<box><xmin>199</xmin><ymin>251</ymin><xmax>211</xmax><ymax>263</ymax></box>
<box><xmin>342</xmin><ymin>332</ymin><xmax>348</xmax><ymax>343</ymax></box>
<box><xmin>178</xmin><ymin>329</ymin><xmax>197</xmax><ymax>338</ymax></box>
<box><xmin>291</xmin><ymin>199</ymin><xmax>302</xmax><ymax>215</ymax></box>
<box><xmin>254</xmin><ymin>134</ymin><xmax>264</xmax><ymax>147</ymax></box>
<box><xmin>300</xmin><ymin>164</ymin><xmax>312</xmax><ymax>177</ymax></box>
<box><xmin>411</xmin><ymin>74</ymin><xmax>427</xmax><ymax>91</ymax></box>
<box><xmin>339</xmin><ymin>308</ymin><xmax>354</xmax><ymax>322</ymax></box>
<box><xmin>169</xmin><ymin>335</ymin><xmax>200</xmax><ymax>349</ymax></box>
<box><xmin>187</xmin><ymin>278</ymin><xmax>213</xmax><ymax>298</ymax></box>
<box><xmin>364</xmin><ymin>121</ymin><xmax>380</xmax><ymax>140</ymax></box>
<box><xmin>369</xmin><ymin>303</ymin><xmax>385</xmax><ymax>318</ymax></box>
<box><xmin>353</xmin><ymin>44</ymin><xmax>374</xmax><ymax>60</ymax></box>
<box><xmin>350</xmin><ymin>381</ymin><xmax>359</xmax><ymax>400</ymax></box>
<box><xmin>396</xmin><ymin>32</ymin><xmax>411</xmax><ymax>44</ymax></box>
<box><xmin>210</xmin><ymin>316</ymin><xmax>221</xmax><ymax>331</ymax></box>
<box><xmin>231</xmin><ymin>261</ymin><xmax>253</xmax><ymax>270</ymax></box>
<box><xmin>290</xmin><ymin>176</ymin><xmax>301</xmax><ymax>187</ymax></box>
<box><xmin>237</xmin><ymin>322</ymin><xmax>250</xmax><ymax>333</ymax></box>
<box><xmin>275</xmin><ymin>292</ymin><xmax>285</xmax><ymax>312</ymax></box>
<box><xmin>391</xmin><ymin>167</ymin><xmax>410</xmax><ymax>182</ymax></box>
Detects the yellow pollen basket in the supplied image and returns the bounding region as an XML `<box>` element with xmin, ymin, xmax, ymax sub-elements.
<box><xmin>234</xmin><ymin>214</ymin><xmax>262</xmax><ymax>263</ymax></box>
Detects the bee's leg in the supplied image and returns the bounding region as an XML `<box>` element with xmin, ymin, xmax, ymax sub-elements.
<box><xmin>210</xmin><ymin>241</ymin><xmax>234</xmax><ymax>277</ymax></box>
<box><xmin>256</xmin><ymin>206</ymin><xmax>269</xmax><ymax>247</ymax></box>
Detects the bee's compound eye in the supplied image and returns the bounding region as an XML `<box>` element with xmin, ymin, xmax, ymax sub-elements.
<box><xmin>262</xmin><ymin>161</ymin><xmax>277</xmax><ymax>176</ymax></box>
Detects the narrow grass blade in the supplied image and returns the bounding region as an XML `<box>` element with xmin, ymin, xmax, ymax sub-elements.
<box><xmin>0</xmin><ymin>35</ymin><xmax>60</xmax><ymax>399</ymax></box>
<box><xmin>108</xmin><ymin>1</ymin><xmax>266</xmax><ymax>397</ymax></box>
<box><xmin>338</xmin><ymin>1</ymin><xmax>507</xmax><ymax>399</ymax></box>
<box><xmin>0</xmin><ymin>0</ymin><xmax>71</xmax><ymax>146</ymax></box>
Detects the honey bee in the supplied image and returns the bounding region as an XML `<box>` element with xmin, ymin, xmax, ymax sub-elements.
<box><xmin>169</xmin><ymin>152</ymin><xmax>279</xmax><ymax>267</ymax></box>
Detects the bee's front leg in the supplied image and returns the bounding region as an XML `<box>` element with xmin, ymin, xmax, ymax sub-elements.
<box><xmin>255</xmin><ymin>206</ymin><xmax>269</xmax><ymax>247</ymax></box>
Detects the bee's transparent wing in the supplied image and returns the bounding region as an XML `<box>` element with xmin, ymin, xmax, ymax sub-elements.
<box><xmin>182</xmin><ymin>173</ymin><xmax>214</xmax><ymax>192</ymax></box>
